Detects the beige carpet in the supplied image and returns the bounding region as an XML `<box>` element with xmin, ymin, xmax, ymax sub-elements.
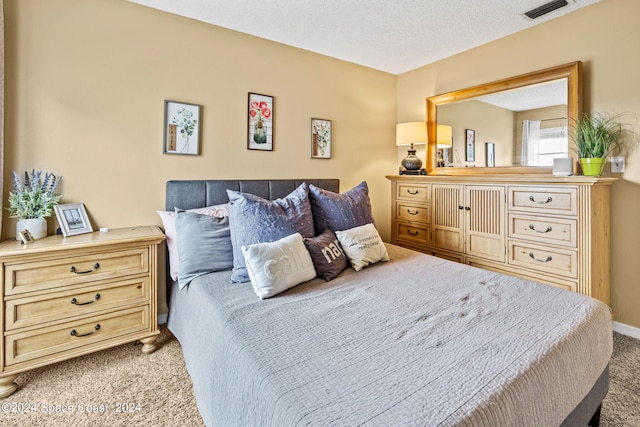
<box><xmin>1</xmin><ymin>328</ymin><xmax>639</xmax><ymax>426</ymax></box>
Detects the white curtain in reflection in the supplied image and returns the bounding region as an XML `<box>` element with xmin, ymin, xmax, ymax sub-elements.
<box><xmin>521</xmin><ymin>120</ymin><xmax>541</xmax><ymax>166</ymax></box>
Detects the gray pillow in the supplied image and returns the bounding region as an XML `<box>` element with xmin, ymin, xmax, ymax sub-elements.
<box><xmin>227</xmin><ymin>183</ymin><xmax>314</xmax><ymax>283</ymax></box>
<box><xmin>309</xmin><ymin>181</ymin><xmax>374</xmax><ymax>235</ymax></box>
<box><xmin>176</xmin><ymin>212</ymin><xmax>233</xmax><ymax>289</ymax></box>
<box><xmin>304</xmin><ymin>228</ymin><xmax>348</xmax><ymax>281</ymax></box>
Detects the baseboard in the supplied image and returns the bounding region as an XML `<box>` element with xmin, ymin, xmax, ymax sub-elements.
<box><xmin>613</xmin><ymin>321</ymin><xmax>640</xmax><ymax>339</ymax></box>
<box><xmin>158</xmin><ymin>313</ymin><xmax>168</xmax><ymax>325</ymax></box>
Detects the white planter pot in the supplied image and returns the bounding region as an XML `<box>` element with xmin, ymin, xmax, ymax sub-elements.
<box><xmin>16</xmin><ymin>218</ymin><xmax>48</xmax><ymax>240</ymax></box>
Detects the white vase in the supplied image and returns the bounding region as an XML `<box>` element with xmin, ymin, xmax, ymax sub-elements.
<box><xmin>16</xmin><ymin>218</ymin><xmax>48</xmax><ymax>240</ymax></box>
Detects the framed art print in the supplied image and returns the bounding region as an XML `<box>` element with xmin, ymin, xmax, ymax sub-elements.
<box><xmin>248</xmin><ymin>93</ymin><xmax>274</xmax><ymax>151</ymax></box>
<box><xmin>54</xmin><ymin>203</ymin><xmax>93</xmax><ymax>237</ymax></box>
<box><xmin>311</xmin><ymin>118</ymin><xmax>332</xmax><ymax>159</ymax></box>
<box><xmin>164</xmin><ymin>100</ymin><xmax>201</xmax><ymax>155</ymax></box>
<box><xmin>465</xmin><ymin>129</ymin><xmax>475</xmax><ymax>162</ymax></box>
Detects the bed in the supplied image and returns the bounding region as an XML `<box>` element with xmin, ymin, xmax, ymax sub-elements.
<box><xmin>164</xmin><ymin>179</ymin><xmax>612</xmax><ymax>427</ymax></box>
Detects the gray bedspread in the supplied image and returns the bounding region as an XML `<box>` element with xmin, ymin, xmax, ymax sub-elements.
<box><xmin>168</xmin><ymin>244</ymin><xmax>612</xmax><ymax>427</ymax></box>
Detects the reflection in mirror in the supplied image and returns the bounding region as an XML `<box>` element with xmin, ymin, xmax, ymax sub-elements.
<box><xmin>426</xmin><ymin>62</ymin><xmax>582</xmax><ymax>175</ymax></box>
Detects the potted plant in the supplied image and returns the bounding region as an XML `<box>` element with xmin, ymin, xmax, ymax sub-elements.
<box><xmin>7</xmin><ymin>170</ymin><xmax>62</xmax><ymax>240</ymax></box>
<box><xmin>572</xmin><ymin>112</ymin><xmax>625</xmax><ymax>176</ymax></box>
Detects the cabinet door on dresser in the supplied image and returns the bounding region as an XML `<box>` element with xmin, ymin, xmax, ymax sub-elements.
<box><xmin>432</xmin><ymin>184</ymin><xmax>505</xmax><ymax>262</ymax></box>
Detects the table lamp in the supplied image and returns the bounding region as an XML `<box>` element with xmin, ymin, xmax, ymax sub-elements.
<box><xmin>396</xmin><ymin>122</ymin><xmax>427</xmax><ymax>171</ymax></box>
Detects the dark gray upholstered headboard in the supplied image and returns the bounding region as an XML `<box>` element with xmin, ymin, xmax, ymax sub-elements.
<box><xmin>165</xmin><ymin>179</ymin><xmax>339</xmax><ymax>211</ymax></box>
<box><xmin>164</xmin><ymin>179</ymin><xmax>340</xmax><ymax>302</ymax></box>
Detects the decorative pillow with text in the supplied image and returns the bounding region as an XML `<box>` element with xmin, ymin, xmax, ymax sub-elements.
<box><xmin>335</xmin><ymin>223</ymin><xmax>390</xmax><ymax>271</ymax></box>
<box><xmin>304</xmin><ymin>228</ymin><xmax>348</xmax><ymax>281</ymax></box>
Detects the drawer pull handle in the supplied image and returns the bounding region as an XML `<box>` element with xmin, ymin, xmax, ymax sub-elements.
<box><xmin>407</xmin><ymin>209</ymin><xmax>420</xmax><ymax>215</ymax></box>
<box><xmin>407</xmin><ymin>189</ymin><xmax>420</xmax><ymax>195</ymax></box>
<box><xmin>464</xmin><ymin>206</ymin><xmax>471</xmax><ymax>211</ymax></box>
<box><xmin>529</xmin><ymin>196</ymin><xmax>553</xmax><ymax>204</ymax></box>
<box><xmin>458</xmin><ymin>205</ymin><xmax>464</xmax><ymax>210</ymax></box>
<box><xmin>70</xmin><ymin>263</ymin><xmax>100</xmax><ymax>274</ymax></box>
<box><xmin>70</xmin><ymin>293</ymin><xmax>101</xmax><ymax>306</ymax></box>
<box><xmin>529</xmin><ymin>224</ymin><xmax>553</xmax><ymax>234</ymax></box>
<box><xmin>529</xmin><ymin>252</ymin><xmax>552</xmax><ymax>263</ymax></box>
<box><xmin>407</xmin><ymin>229</ymin><xmax>420</xmax><ymax>236</ymax></box>
<box><xmin>70</xmin><ymin>324</ymin><xmax>100</xmax><ymax>338</ymax></box>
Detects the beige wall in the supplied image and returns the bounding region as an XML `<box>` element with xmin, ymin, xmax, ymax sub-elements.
<box><xmin>398</xmin><ymin>0</ymin><xmax>640</xmax><ymax>328</ymax></box>
<box><xmin>3</xmin><ymin>0</ymin><xmax>397</xmax><ymax>239</ymax></box>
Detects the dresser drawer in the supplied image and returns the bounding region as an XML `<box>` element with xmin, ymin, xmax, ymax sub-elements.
<box><xmin>4</xmin><ymin>248</ymin><xmax>149</xmax><ymax>296</ymax></box>
<box><xmin>5</xmin><ymin>277</ymin><xmax>150</xmax><ymax>331</ymax></box>
<box><xmin>508</xmin><ymin>186</ymin><xmax>577</xmax><ymax>216</ymax></box>
<box><xmin>397</xmin><ymin>223</ymin><xmax>430</xmax><ymax>246</ymax></box>
<box><xmin>4</xmin><ymin>306</ymin><xmax>150</xmax><ymax>366</ymax></box>
<box><xmin>396</xmin><ymin>183</ymin><xmax>430</xmax><ymax>203</ymax></box>
<box><xmin>396</xmin><ymin>202</ymin><xmax>430</xmax><ymax>224</ymax></box>
<box><xmin>508</xmin><ymin>242</ymin><xmax>577</xmax><ymax>278</ymax></box>
<box><xmin>508</xmin><ymin>214</ymin><xmax>577</xmax><ymax>248</ymax></box>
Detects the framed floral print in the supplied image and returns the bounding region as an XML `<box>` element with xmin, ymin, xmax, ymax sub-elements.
<box><xmin>311</xmin><ymin>118</ymin><xmax>332</xmax><ymax>159</ymax></box>
<box><xmin>248</xmin><ymin>93</ymin><xmax>274</xmax><ymax>151</ymax></box>
<box><xmin>465</xmin><ymin>129</ymin><xmax>475</xmax><ymax>162</ymax></box>
<box><xmin>163</xmin><ymin>100</ymin><xmax>201</xmax><ymax>155</ymax></box>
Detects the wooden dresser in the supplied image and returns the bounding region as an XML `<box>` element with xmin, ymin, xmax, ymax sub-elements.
<box><xmin>0</xmin><ymin>226</ymin><xmax>165</xmax><ymax>398</ymax></box>
<box><xmin>387</xmin><ymin>175</ymin><xmax>615</xmax><ymax>305</ymax></box>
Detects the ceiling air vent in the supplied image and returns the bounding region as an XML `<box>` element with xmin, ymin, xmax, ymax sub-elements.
<box><xmin>525</xmin><ymin>0</ymin><xmax>569</xmax><ymax>19</ymax></box>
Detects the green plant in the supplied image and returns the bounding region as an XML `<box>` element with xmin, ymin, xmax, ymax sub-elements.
<box><xmin>7</xmin><ymin>170</ymin><xmax>62</xmax><ymax>219</ymax></box>
<box><xmin>572</xmin><ymin>112</ymin><xmax>625</xmax><ymax>158</ymax></box>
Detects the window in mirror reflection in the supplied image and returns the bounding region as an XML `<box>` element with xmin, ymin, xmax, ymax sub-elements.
<box><xmin>521</xmin><ymin>120</ymin><xmax>568</xmax><ymax>166</ymax></box>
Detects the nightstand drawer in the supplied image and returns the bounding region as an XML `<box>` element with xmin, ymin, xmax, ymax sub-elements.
<box><xmin>4</xmin><ymin>306</ymin><xmax>150</xmax><ymax>366</ymax></box>
<box><xmin>508</xmin><ymin>214</ymin><xmax>577</xmax><ymax>248</ymax></box>
<box><xmin>508</xmin><ymin>186</ymin><xmax>577</xmax><ymax>216</ymax></box>
<box><xmin>508</xmin><ymin>242</ymin><xmax>578</xmax><ymax>278</ymax></box>
<box><xmin>397</xmin><ymin>223</ymin><xmax>430</xmax><ymax>246</ymax></box>
<box><xmin>396</xmin><ymin>202</ymin><xmax>429</xmax><ymax>224</ymax></box>
<box><xmin>5</xmin><ymin>277</ymin><xmax>150</xmax><ymax>331</ymax></box>
<box><xmin>4</xmin><ymin>248</ymin><xmax>149</xmax><ymax>296</ymax></box>
<box><xmin>396</xmin><ymin>183</ymin><xmax>430</xmax><ymax>203</ymax></box>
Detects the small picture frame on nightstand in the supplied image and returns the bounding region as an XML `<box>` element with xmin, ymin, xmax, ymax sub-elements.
<box><xmin>19</xmin><ymin>229</ymin><xmax>35</xmax><ymax>244</ymax></box>
<box><xmin>54</xmin><ymin>203</ymin><xmax>93</xmax><ymax>237</ymax></box>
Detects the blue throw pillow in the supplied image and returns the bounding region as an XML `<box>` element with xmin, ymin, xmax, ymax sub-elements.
<box><xmin>176</xmin><ymin>212</ymin><xmax>233</xmax><ymax>289</ymax></box>
<box><xmin>309</xmin><ymin>181</ymin><xmax>374</xmax><ymax>235</ymax></box>
<box><xmin>227</xmin><ymin>183</ymin><xmax>315</xmax><ymax>283</ymax></box>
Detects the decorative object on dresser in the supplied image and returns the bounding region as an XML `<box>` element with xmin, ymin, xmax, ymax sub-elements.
<box><xmin>0</xmin><ymin>226</ymin><xmax>165</xmax><ymax>398</ymax></box>
<box><xmin>395</xmin><ymin>122</ymin><xmax>427</xmax><ymax>174</ymax></box>
<box><xmin>247</xmin><ymin>92</ymin><xmax>274</xmax><ymax>151</ymax></box>
<box><xmin>311</xmin><ymin>118</ymin><xmax>332</xmax><ymax>159</ymax></box>
<box><xmin>54</xmin><ymin>203</ymin><xmax>93</xmax><ymax>237</ymax></box>
<box><xmin>163</xmin><ymin>100</ymin><xmax>201</xmax><ymax>156</ymax></box>
<box><xmin>572</xmin><ymin>112</ymin><xmax>634</xmax><ymax>176</ymax></box>
<box><xmin>553</xmin><ymin>157</ymin><xmax>574</xmax><ymax>176</ymax></box>
<box><xmin>7</xmin><ymin>170</ymin><xmax>62</xmax><ymax>240</ymax></box>
<box><xmin>387</xmin><ymin>174</ymin><xmax>615</xmax><ymax>305</ymax></box>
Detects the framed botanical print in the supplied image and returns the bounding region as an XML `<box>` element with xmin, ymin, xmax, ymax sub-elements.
<box><xmin>465</xmin><ymin>129</ymin><xmax>475</xmax><ymax>162</ymax></box>
<box><xmin>163</xmin><ymin>100</ymin><xmax>201</xmax><ymax>155</ymax></box>
<box><xmin>248</xmin><ymin>93</ymin><xmax>274</xmax><ymax>151</ymax></box>
<box><xmin>311</xmin><ymin>118</ymin><xmax>332</xmax><ymax>159</ymax></box>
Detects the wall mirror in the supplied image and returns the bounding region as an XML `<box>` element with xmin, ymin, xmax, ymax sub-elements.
<box><xmin>426</xmin><ymin>61</ymin><xmax>582</xmax><ymax>175</ymax></box>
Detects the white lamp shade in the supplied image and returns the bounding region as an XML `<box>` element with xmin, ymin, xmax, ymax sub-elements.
<box><xmin>437</xmin><ymin>125</ymin><xmax>452</xmax><ymax>148</ymax></box>
<box><xmin>396</xmin><ymin>122</ymin><xmax>427</xmax><ymax>146</ymax></box>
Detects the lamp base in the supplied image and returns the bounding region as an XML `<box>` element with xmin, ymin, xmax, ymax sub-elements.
<box><xmin>401</xmin><ymin>149</ymin><xmax>423</xmax><ymax>171</ymax></box>
<box><xmin>399</xmin><ymin>168</ymin><xmax>426</xmax><ymax>175</ymax></box>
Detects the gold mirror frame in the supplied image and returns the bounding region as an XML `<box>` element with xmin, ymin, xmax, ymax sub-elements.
<box><xmin>426</xmin><ymin>61</ymin><xmax>582</xmax><ymax>175</ymax></box>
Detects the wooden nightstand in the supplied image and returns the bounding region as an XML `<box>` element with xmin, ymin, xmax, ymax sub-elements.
<box><xmin>0</xmin><ymin>226</ymin><xmax>165</xmax><ymax>398</ymax></box>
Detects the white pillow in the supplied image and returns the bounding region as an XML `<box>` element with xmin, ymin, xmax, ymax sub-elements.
<box><xmin>242</xmin><ymin>233</ymin><xmax>316</xmax><ymax>299</ymax></box>
<box><xmin>335</xmin><ymin>223</ymin><xmax>390</xmax><ymax>271</ymax></box>
<box><xmin>157</xmin><ymin>204</ymin><xmax>229</xmax><ymax>281</ymax></box>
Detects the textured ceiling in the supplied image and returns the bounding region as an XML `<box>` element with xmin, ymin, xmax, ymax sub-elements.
<box><xmin>128</xmin><ymin>0</ymin><xmax>600</xmax><ymax>75</ymax></box>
